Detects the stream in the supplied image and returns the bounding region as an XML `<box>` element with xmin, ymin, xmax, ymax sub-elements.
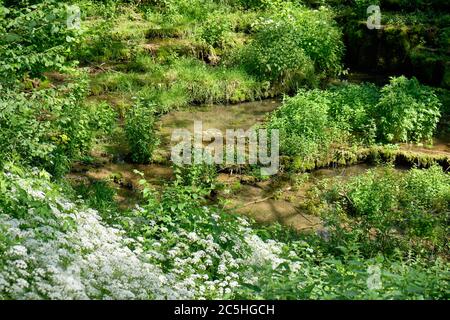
<box><xmin>68</xmin><ymin>97</ymin><xmax>450</xmax><ymax>232</ymax></box>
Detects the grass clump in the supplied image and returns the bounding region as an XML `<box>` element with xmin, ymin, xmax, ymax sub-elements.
<box><xmin>90</xmin><ymin>57</ymin><xmax>271</xmax><ymax>112</ymax></box>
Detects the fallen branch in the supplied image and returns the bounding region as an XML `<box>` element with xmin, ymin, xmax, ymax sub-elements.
<box><xmin>241</xmin><ymin>196</ymin><xmax>272</xmax><ymax>208</ymax></box>
<box><xmin>294</xmin><ymin>207</ymin><xmax>314</xmax><ymax>224</ymax></box>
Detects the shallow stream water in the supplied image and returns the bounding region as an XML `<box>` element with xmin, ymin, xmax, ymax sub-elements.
<box><xmin>68</xmin><ymin>97</ymin><xmax>450</xmax><ymax>230</ymax></box>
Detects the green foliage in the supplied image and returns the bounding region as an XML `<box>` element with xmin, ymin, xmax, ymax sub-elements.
<box><xmin>240</xmin><ymin>5</ymin><xmax>344</xmax><ymax>90</ymax></box>
<box><xmin>375</xmin><ymin>76</ymin><xmax>442</xmax><ymax>143</ymax></box>
<box><xmin>76</xmin><ymin>0</ymin><xmax>120</xmax><ymax>19</ymax></box>
<box><xmin>321</xmin><ymin>166</ymin><xmax>449</xmax><ymax>257</ymax></box>
<box><xmin>268</xmin><ymin>77</ymin><xmax>442</xmax><ymax>166</ymax></box>
<box><xmin>268</xmin><ymin>90</ymin><xmax>337</xmax><ymax>162</ymax></box>
<box><xmin>228</xmin><ymin>0</ymin><xmax>282</xmax><ymax>10</ymax></box>
<box><xmin>353</xmin><ymin>0</ymin><xmax>381</xmax><ymax>18</ymax></box>
<box><xmin>1</xmin><ymin>159</ymin><xmax>449</xmax><ymax>299</ymax></box>
<box><xmin>75</xmin><ymin>7</ymin><xmax>149</xmax><ymax>64</ymax></box>
<box><xmin>129</xmin><ymin>164</ymin><xmax>449</xmax><ymax>299</ymax></box>
<box><xmin>328</xmin><ymin>83</ymin><xmax>380</xmax><ymax>143</ymax></box>
<box><xmin>173</xmin><ymin>162</ymin><xmax>218</xmax><ymax>197</ymax></box>
<box><xmin>1</xmin><ymin>0</ymin><xmax>448</xmax><ymax>301</ymax></box>
<box><xmin>149</xmin><ymin>0</ymin><xmax>219</xmax><ymax>26</ymax></box>
<box><xmin>0</xmin><ymin>0</ymin><xmax>81</xmax><ymax>85</ymax></box>
<box><xmin>0</xmin><ymin>77</ymin><xmax>96</xmax><ymax>177</ymax></box>
<box><xmin>380</xmin><ymin>0</ymin><xmax>449</xmax><ymax>11</ymax></box>
<box><xmin>88</xmin><ymin>101</ymin><xmax>118</xmax><ymax>136</ymax></box>
<box><xmin>197</xmin><ymin>12</ymin><xmax>233</xmax><ymax>49</ymax></box>
<box><xmin>75</xmin><ymin>20</ymin><xmax>130</xmax><ymax>64</ymax></box>
<box><xmin>238</xmin><ymin>251</ymin><xmax>449</xmax><ymax>299</ymax></box>
<box><xmin>91</xmin><ymin>57</ymin><xmax>269</xmax><ymax>111</ymax></box>
<box><xmin>73</xmin><ymin>180</ymin><xmax>120</xmax><ymax>223</ymax></box>
<box><xmin>267</xmin><ymin>86</ymin><xmax>372</xmax><ymax>168</ymax></box>
<box><xmin>124</xmin><ymin>102</ymin><xmax>159</xmax><ymax>163</ymax></box>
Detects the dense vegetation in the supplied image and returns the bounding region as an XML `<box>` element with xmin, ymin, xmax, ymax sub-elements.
<box><xmin>0</xmin><ymin>0</ymin><xmax>448</xmax><ymax>300</ymax></box>
<box><xmin>268</xmin><ymin>76</ymin><xmax>442</xmax><ymax>169</ymax></box>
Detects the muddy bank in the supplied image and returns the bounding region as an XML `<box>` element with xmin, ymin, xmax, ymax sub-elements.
<box><xmin>219</xmin><ymin>164</ymin><xmax>377</xmax><ymax>232</ymax></box>
<box><xmin>67</xmin><ymin>162</ymin><xmax>173</xmax><ymax>209</ymax></box>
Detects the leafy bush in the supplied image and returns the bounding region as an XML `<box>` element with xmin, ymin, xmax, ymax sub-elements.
<box><xmin>328</xmin><ymin>83</ymin><xmax>380</xmax><ymax>143</ymax></box>
<box><xmin>238</xmin><ymin>250</ymin><xmax>449</xmax><ymax>299</ymax></box>
<box><xmin>124</xmin><ymin>102</ymin><xmax>159</xmax><ymax>163</ymax></box>
<box><xmin>130</xmin><ymin>164</ymin><xmax>449</xmax><ymax>300</ymax></box>
<box><xmin>375</xmin><ymin>76</ymin><xmax>441</xmax><ymax>143</ymax></box>
<box><xmin>172</xmin><ymin>163</ymin><xmax>218</xmax><ymax>197</ymax></box>
<box><xmin>0</xmin><ymin>0</ymin><xmax>81</xmax><ymax>85</ymax></box>
<box><xmin>228</xmin><ymin>0</ymin><xmax>280</xmax><ymax>10</ymax></box>
<box><xmin>1</xmin><ymin>0</ymin><xmax>448</xmax><ymax>302</ymax></box>
<box><xmin>240</xmin><ymin>6</ymin><xmax>343</xmax><ymax>89</ymax></box>
<box><xmin>267</xmin><ymin>90</ymin><xmax>337</xmax><ymax>162</ymax></box>
<box><xmin>0</xmin><ymin>77</ymin><xmax>95</xmax><ymax>177</ymax></box>
<box><xmin>88</xmin><ymin>101</ymin><xmax>119</xmax><ymax>137</ymax></box>
<box><xmin>197</xmin><ymin>12</ymin><xmax>232</xmax><ymax>49</ymax></box>
<box><xmin>171</xmin><ymin>58</ymin><xmax>269</xmax><ymax>104</ymax></box>
<box><xmin>267</xmin><ymin>85</ymin><xmax>376</xmax><ymax>166</ymax></box>
<box><xmin>267</xmin><ymin>77</ymin><xmax>442</xmax><ymax>167</ymax></box>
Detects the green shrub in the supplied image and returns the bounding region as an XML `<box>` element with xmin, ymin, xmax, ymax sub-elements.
<box><xmin>268</xmin><ymin>90</ymin><xmax>337</xmax><ymax>161</ymax></box>
<box><xmin>89</xmin><ymin>101</ymin><xmax>119</xmax><ymax>137</ymax></box>
<box><xmin>172</xmin><ymin>163</ymin><xmax>218</xmax><ymax>197</ymax></box>
<box><xmin>401</xmin><ymin>166</ymin><xmax>450</xmax><ymax>239</ymax></box>
<box><xmin>239</xmin><ymin>251</ymin><xmax>449</xmax><ymax>299</ymax></box>
<box><xmin>240</xmin><ymin>6</ymin><xmax>343</xmax><ymax>90</ymax></box>
<box><xmin>231</xmin><ymin>0</ymin><xmax>280</xmax><ymax>10</ymax></box>
<box><xmin>353</xmin><ymin>0</ymin><xmax>381</xmax><ymax>18</ymax></box>
<box><xmin>124</xmin><ymin>102</ymin><xmax>159</xmax><ymax>163</ymax></box>
<box><xmin>0</xmin><ymin>77</ymin><xmax>94</xmax><ymax>177</ymax></box>
<box><xmin>197</xmin><ymin>12</ymin><xmax>233</xmax><ymax>48</ymax></box>
<box><xmin>239</xmin><ymin>11</ymin><xmax>314</xmax><ymax>87</ymax></box>
<box><xmin>375</xmin><ymin>76</ymin><xmax>441</xmax><ymax>143</ymax></box>
<box><xmin>0</xmin><ymin>0</ymin><xmax>81</xmax><ymax>85</ymax></box>
<box><xmin>267</xmin><ymin>86</ymin><xmax>373</xmax><ymax>167</ymax></box>
<box><xmin>328</xmin><ymin>83</ymin><xmax>380</xmax><ymax>143</ymax></box>
<box><xmin>1</xmin><ymin>1</ymin><xmax>448</xmax><ymax>301</ymax></box>
<box><xmin>268</xmin><ymin>77</ymin><xmax>443</xmax><ymax>166</ymax></box>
